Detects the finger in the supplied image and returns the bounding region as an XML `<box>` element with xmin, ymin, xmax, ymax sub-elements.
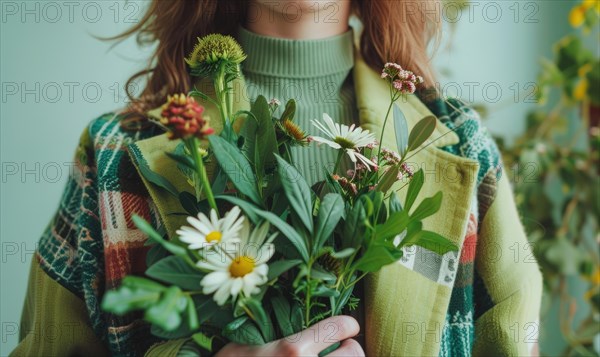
<box><xmin>326</xmin><ymin>339</ymin><xmax>365</xmax><ymax>357</ymax></box>
<box><xmin>284</xmin><ymin>315</ymin><xmax>360</xmax><ymax>355</ymax></box>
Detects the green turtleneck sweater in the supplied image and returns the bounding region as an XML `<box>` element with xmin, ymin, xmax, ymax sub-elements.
<box><xmin>237</xmin><ymin>26</ymin><xmax>358</xmax><ymax>185</ymax></box>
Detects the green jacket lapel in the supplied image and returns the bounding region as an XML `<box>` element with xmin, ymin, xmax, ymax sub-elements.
<box><xmin>353</xmin><ymin>51</ymin><xmax>480</xmax><ymax>356</ymax></box>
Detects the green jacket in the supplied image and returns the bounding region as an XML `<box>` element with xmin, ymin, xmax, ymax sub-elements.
<box><xmin>12</xmin><ymin>50</ymin><xmax>543</xmax><ymax>357</ymax></box>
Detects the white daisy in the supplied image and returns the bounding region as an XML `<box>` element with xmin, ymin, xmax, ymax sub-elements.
<box><xmin>311</xmin><ymin>113</ymin><xmax>377</xmax><ymax>170</ymax></box>
<box><xmin>176</xmin><ymin>206</ymin><xmax>245</xmax><ymax>250</ymax></box>
<box><xmin>197</xmin><ymin>221</ymin><xmax>277</xmax><ymax>306</ymax></box>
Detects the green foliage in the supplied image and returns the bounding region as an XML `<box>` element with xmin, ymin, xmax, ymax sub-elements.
<box><xmin>208</xmin><ymin>135</ymin><xmax>262</xmax><ymax>205</ymax></box>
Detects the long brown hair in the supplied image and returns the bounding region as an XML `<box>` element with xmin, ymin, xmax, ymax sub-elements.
<box><xmin>113</xmin><ymin>0</ymin><xmax>441</xmax><ymax>115</ymax></box>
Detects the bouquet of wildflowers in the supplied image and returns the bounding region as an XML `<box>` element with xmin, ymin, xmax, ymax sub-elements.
<box><xmin>102</xmin><ymin>34</ymin><xmax>458</xmax><ymax>353</ymax></box>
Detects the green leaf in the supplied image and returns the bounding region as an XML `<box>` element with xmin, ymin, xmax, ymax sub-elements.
<box><xmin>329</xmin><ymin>247</ymin><xmax>356</xmax><ymax>259</ymax></box>
<box><xmin>132</xmin><ymin>215</ymin><xmax>187</xmax><ymax>257</ymax></box>
<box><xmin>279</xmin><ymin>99</ymin><xmax>296</xmax><ymax>121</ymax></box>
<box><xmin>146</xmin><ymin>243</ymin><xmax>170</xmax><ymax>267</ymax></box>
<box><xmin>192</xmin><ymin>332</ymin><xmax>214</xmax><ymax>352</ymax></box>
<box><xmin>405</xmin><ymin>169</ymin><xmax>424</xmax><ymax>211</ymax></box>
<box><xmin>216</xmin><ymin>195</ymin><xmax>260</xmax><ymax>224</ymax></box>
<box><xmin>211</xmin><ymin>166</ymin><xmax>228</xmax><ymax>195</ymax></box>
<box><xmin>342</xmin><ymin>202</ymin><xmax>366</xmax><ymax>250</ymax></box>
<box><xmin>393</xmin><ymin>104</ymin><xmax>409</xmax><ymax>156</ymax></box>
<box><xmin>146</xmin><ymin>256</ymin><xmax>204</xmax><ymax>291</ymax></box>
<box><xmin>353</xmin><ymin>244</ymin><xmax>396</xmax><ymax>272</ymax></box>
<box><xmin>242</xmin><ymin>298</ymin><xmax>275</xmax><ymax>342</ymax></box>
<box><xmin>179</xmin><ymin>192</ymin><xmax>199</xmax><ymax>216</ymax></box>
<box><xmin>101</xmin><ymin>285</ymin><xmax>161</xmax><ymax>315</ymax></box>
<box><xmin>410</xmin><ymin>191</ymin><xmax>443</xmax><ymax>221</ymax></box>
<box><xmin>314</xmin><ymin>193</ymin><xmax>344</xmax><ymax>253</ymax></box>
<box><xmin>165</xmin><ymin>151</ymin><xmax>196</xmax><ymax>171</ymax></box>
<box><xmin>254</xmin><ymin>209</ymin><xmax>309</xmax><ymax>262</ymax></box>
<box><xmin>208</xmin><ymin>135</ymin><xmax>262</xmax><ymax>205</ymax></box>
<box><xmin>137</xmin><ymin>158</ymin><xmax>179</xmax><ymax>197</ymax></box>
<box><xmin>122</xmin><ymin>276</ymin><xmax>166</xmax><ymax>292</ymax></box>
<box><xmin>275</xmin><ymin>155</ymin><xmax>314</xmax><ymax>233</ymax></box>
<box><xmin>268</xmin><ymin>259</ymin><xmax>302</xmax><ymax>281</ymax></box>
<box><xmin>221</xmin><ymin>196</ymin><xmax>309</xmax><ymax>261</ymax></box>
<box><xmin>312</xmin><ymin>285</ymin><xmax>340</xmax><ymax>297</ymax></box>
<box><xmin>223</xmin><ymin>316</ymin><xmax>249</xmax><ymax>335</ymax></box>
<box><xmin>400</xmin><ymin>230</ymin><xmax>458</xmax><ymax>255</ymax></box>
<box><xmin>389</xmin><ymin>193</ymin><xmax>403</xmax><ymax>214</ymax></box>
<box><xmin>241</xmin><ymin>95</ymin><xmax>278</xmax><ymax>178</ymax></box>
<box><xmin>377</xmin><ymin>165</ymin><xmax>399</xmax><ymax>193</ymax></box>
<box><xmin>374</xmin><ymin>210</ymin><xmax>410</xmax><ymax>241</ymax></box>
<box><xmin>311</xmin><ymin>265</ymin><xmax>337</xmax><ymax>281</ymax></box>
<box><xmin>186</xmin><ymin>296</ymin><xmax>199</xmax><ymax>330</ymax></box>
<box><xmin>407</xmin><ymin>116</ymin><xmax>436</xmax><ymax>153</ymax></box>
<box><xmin>271</xmin><ymin>295</ymin><xmax>294</xmax><ymax>336</ymax></box>
<box><xmin>225</xmin><ymin>320</ymin><xmax>265</xmax><ymax>345</ymax></box>
<box><xmin>145</xmin><ymin>286</ymin><xmax>188</xmax><ymax>331</ymax></box>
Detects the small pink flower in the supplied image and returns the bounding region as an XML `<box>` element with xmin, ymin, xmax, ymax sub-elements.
<box><xmin>401</xmin><ymin>162</ymin><xmax>414</xmax><ymax>178</ymax></box>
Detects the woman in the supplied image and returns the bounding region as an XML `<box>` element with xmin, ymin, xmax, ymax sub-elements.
<box><xmin>12</xmin><ymin>1</ymin><xmax>543</xmax><ymax>356</ymax></box>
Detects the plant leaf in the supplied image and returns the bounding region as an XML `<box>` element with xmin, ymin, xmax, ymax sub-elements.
<box><xmin>208</xmin><ymin>135</ymin><xmax>262</xmax><ymax>205</ymax></box>
<box><xmin>275</xmin><ymin>155</ymin><xmax>314</xmax><ymax>233</ymax></box>
<box><xmin>271</xmin><ymin>295</ymin><xmax>294</xmax><ymax>337</ymax></box>
<box><xmin>146</xmin><ymin>255</ymin><xmax>204</xmax><ymax>291</ymax></box>
<box><xmin>165</xmin><ymin>151</ymin><xmax>195</xmax><ymax>171</ymax></box>
<box><xmin>407</xmin><ymin>115</ymin><xmax>436</xmax><ymax>153</ymax></box>
<box><xmin>137</xmin><ymin>158</ymin><xmax>179</xmax><ymax>197</ymax></box>
<box><xmin>400</xmin><ymin>230</ymin><xmax>458</xmax><ymax>255</ymax></box>
<box><xmin>279</xmin><ymin>99</ymin><xmax>296</xmax><ymax>121</ymax></box>
<box><xmin>241</xmin><ymin>95</ymin><xmax>278</xmax><ymax>177</ymax></box>
<box><xmin>377</xmin><ymin>166</ymin><xmax>400</xmax><ymax>193</ymax></box>
<box><xmin>253</xmin><ymin>209</ymin><xmax>309</xmax><ymax>262</ymax></box>
<box><xmin>410</xmin><ymin>191</ymin><xmax>443</xmax><ymax>221</ymax></box>
<box><xmin>374</xmin><ymin>210</ymin><xmax>410</xmax><ymax>242</ymax></box>
<box><xmin>389</xmin><ymin>192</ymin><xmax>403</xmax><ymax>214</ymax></box>
<box><xmin>179</xmin><ymin>192</ymin><xmax>199</xmax><ymax>216</ymax></box>
<box><xmin>268</xmin><ymin>259</ymin><xmax>302</xmax><ymax>281</ymax></box>
<box><xmin>132</xmin><ymin>215</ymin><xmax>187</xmax><ymax>257</ymax></box>
<box><xmin>404</xmin><ymin>169</ymin><xmax>424</xmax><ymax>212</ymax></box>
<box><xmin>192</xmin><ymin>332</ymin><xmax>214</xmax><ymax>352</ymax></box>
<box><xmin>352</xmin><ymin>244</ymin><xmax>396</xmax><ymax>272</ymax></box>
<box><xmin>145</xmin><ymin>286</ymin><xmax>187</xmax><ymax>331</ymax></box>
<box><xmin>393</xmin><ymin>104</ymin><xmax>409</xmax><ymax>156</ymax></box>
<box><xmin>219</xmin><ymin>196</ymin><xmax>309</xmax><ymax>261</ymax></box>
<box><xmin>146</xmin><ymin>243</ymin><xmax>170</xmax><ymax>267</ymax></box>
<box><xmin>241</xmin><ymin>298</ymin><xmax>275</xmax><ymax>342</ymax></box>
<box><xmin>314</xmin><ymin>193</ymin><xmax>344</xmax><ymax>253</ymax></box>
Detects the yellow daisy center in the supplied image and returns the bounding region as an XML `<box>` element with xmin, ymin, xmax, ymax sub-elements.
<box><xmin>205</xmin><ymin>231</ymin><xmax>222</xmax><ymax>243</ymax></box>
<box><xmin>334</xmin><ymin>136</ymin><xmax>356</xmax><ymax>150</ymax></box>
<box><xmin>229</xmin><ymin>256</ymin><xmax>255</xmax><ymax>278</ymax></box>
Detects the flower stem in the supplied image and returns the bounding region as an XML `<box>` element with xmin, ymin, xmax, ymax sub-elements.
<box><xmin>333</xmin><ymin>151</ymin><xmax>344</xmax><ymax>175</ymax></box>
<box><xmin>189</xmin><ymin>138</ymin><xmax>218</xmax><ymax>214</ymax></box>
<box><xmin>305</xmin><ymin>263</ymin><xmax>312</xmax><ymax>328</ymax></box>
<box><xmin>215</xmin><ymin>64</ymin><xmax>229</xmax><ymax>128</ymax></box>
<box><xmin>376</xmin><ymin>97</ymin><xmax>395</xmax><ymax>161</ymax></box>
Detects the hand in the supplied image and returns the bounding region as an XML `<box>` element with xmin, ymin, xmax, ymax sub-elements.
<box><xmin>215</xmin><ymin>315</ymin><xmax>364</xmax><ymax>357</ymax></box>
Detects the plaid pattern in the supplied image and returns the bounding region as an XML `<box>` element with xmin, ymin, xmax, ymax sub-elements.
<box><xmin>34</xmin><ymin>97</ymin><xmax>502</xmax><ymax>356</ymax></box>
<box><xmin>426</xmin><ymin>97</ymin><xmax>502</xmax><ymax>357</ymax></box>
<box><xmin>36</xmin><ymin>113</ymin><xmax>165</xmax><ymax>356</ymax></box>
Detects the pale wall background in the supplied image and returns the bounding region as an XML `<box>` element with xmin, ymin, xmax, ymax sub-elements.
<box><xmin>0</xmin><ymin>0</ymin><xmax>573</xmax><ymax>354</ymax></box>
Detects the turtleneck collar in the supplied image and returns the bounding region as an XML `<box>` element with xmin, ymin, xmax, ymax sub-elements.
<box><xmin>237</xmin><ymin>25</ymin><xmax>355</xmax><ymax>79</ymax></box>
